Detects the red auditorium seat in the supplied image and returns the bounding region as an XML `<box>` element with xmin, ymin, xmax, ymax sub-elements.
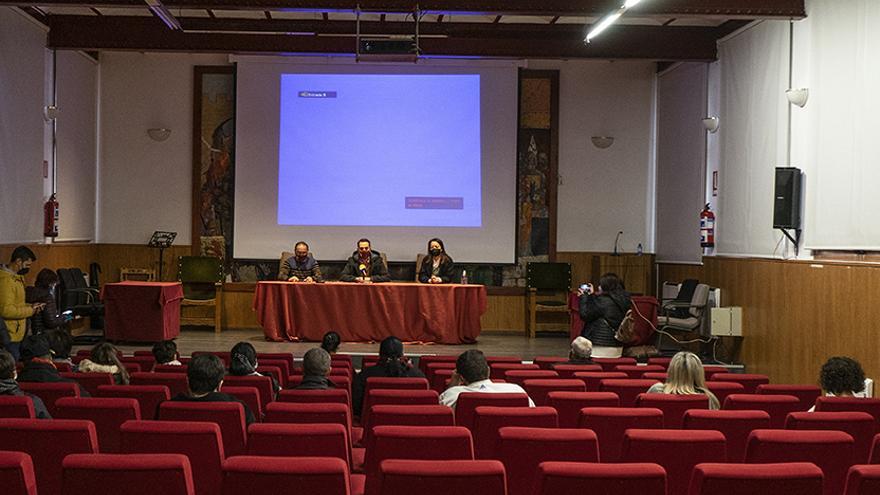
<box><xmin>364</xmin><ymin>405</ymin><xmax>455</xmax><ymax>451</ymax></box>
<box><xmin>572</xmin><ymin>371</ymin><xmax>627</xmax><ymax>391</ymax></box>
<box><xmin>591</xmin><ymin>357</ymin><xmax>637</xmax><ymax>371</ymax></box>
<box><xmin>724</xmin><ymin>394</ymin><xmax>802</xmax><ymax>428</ymax></box>
<box><xmin>263</xmin><ymin>402</ymin><xmax>352</xmax><ymax>439</ymax></box>
<box><xmin>845</xmin><ymin>464</ymin><xmax>880</xmax><ymax>495</ymax></box>
<box><xmin>688</xmin><ymin>462</ymin><xmax>823</xmax><ymax>495</ymax></box>
<box><xmin>247</xmin><ymin>423</ymin><xmax>352</xmax><ymax>467</ymax></box>
<box><xmin>642</xmin><ymin>372</ymin><xmax>669</xmax><ymax>381</ymax></box>
<box><xmin>424</xmin><ymin>363</ymin><xmax>456</xmax><ymax>388</ymax></box>
<box><xmin>503</xmin><ymin>370</ymin><xmax>559</xmax><ymax>387</ymax></box>
<box><xmin>485</xmin><ymin>356</ymin><xmax>523</xmax><ymax>365</ymax></box>
<box><xmin>121</xmin><ymin>420</ymin><xmax>224</xmax><ymax>495</ymax></box>
<box><xmin>278</xmin><ymin>388</ymin><xmax>350</xmax><ymax>409</ymax></box>
<box><xmin>489</xmin><ymin>363</ymin><xmax>538</xmax><ymax>380</ymax></box>
<box><xmin>549</xmin><ymin>364</ymin><xmax>603</xmax><ymax>378</ymax></box>
<box><xmin>497</xmin><ymin>427</ymin><xmax>599</xmax><ymax>495</ymax></box>
<box><xmin>96</xmin><ymin>384</ymin><xmax>170</xmax><ymax>420</ymax></box>
<box><xmin>55</xmin><ymin>397</ymin><xmax>140</xmax><ymax>452</ymax></box>
<box><xmin>256</xmin><ymin>352</ymin><xmax>294</xmax><ymax>370</ymax></box>
<box><xmin>54</xmin><ymin>362</ymin><xmax>73</xmax><ymax>372</ymax></box>
<box><xmin>377</xmin><ymin>459</ymin><xmax>506</xmax><ymax>495</ymax></box>
<box><xmin>255</xmin><ymin>366</ymin><xmax>285</xmax><ymax>388</ymax></box>
<box><xmin>683</xmin><ymin>409</ymin><xmax>771</xmax><ymax>462</ymax></box>
<box><xmin>614</xmin><ymin>364</ymin><xmax>666</xmax><ymax>379</ymax></box>
<box><xmin>429</xmin><ymin>369</ymin><xmax>455</xmax><ymax>393</ymax></box>
<box><xmin>636</xmin><ymin>393</ymin><xmax>710</xmax><ymax>428</ymax></box>
<box><xmin>472</xmin><ymin>406</ymin><xmax>558</xmax><ymax>459</ymax></box>
<box><xmin>710</xmin><ymin>373</ymin><xmax>770</xmax><ymax>394</ymax></box>
<box><xmin>532</xmin><ymin>356</ymin><xmax>567</xmax><ymax>370</ymax></box>
<box><xmin>221</xmin><ymin>456</ymin><xmax>352</xmax><ymax>495</ymax></box>
<box><xmin>361</xmin><ymin>355</ymin><xmax>380</xmax><ymax>368</ymax></box>
<box><xmin>219</xmin><ymin>386</ymin><xmax>263</xmax><ymax>420</ymax></box>
<box><xmin>578</xmin><ymin>407</ymin><xmax>664</xmax><ymax>462</ymax></box>
<box><xmin>418</xmin><ymin>355</ymin><xmax>458</xmax><ymax>375</ymax></box>
<box><xmin>620</xmin><ymin>429</ymin><xmax>726</xmax><ymax>495</ymax></box>
<box><xmin>120</xmin><ymin>356</ymin><xmax>156</xmax><ymax>372</ymax></box>
<box><xmin>220</xmin><ymin>375</ymin><xmax>275</xmax><ymax>408</ymax></box>
<box><xmin>132</xmin><ymin>351</ymin><xmax>153</xmax><ymax>357</ymax></box>
<box><xmin>59</xmin><ymin>372</ymin><xmax>115</xmax><ymax>396</ymax></box>
<box><xmin>454</xmin><ymin>392</ymin><xmax>531</xmax><ymax>430</ymax></box>
<box><xmin>871</xmin><ymin>433</ymin><xmax>880</xmax><ymax>463</ymax></box>
<box><xmin>365</xmin><ymin>377</ymin><xmax>429</xmax><ymax>393</ymax></box>
<box><xmin>154</xmin><ymin>364</ymin><xmax>189</xmax><ymax>373</ymax></box>
<box><xmin>130</xmin><ymin>372</ymin><xmax>189</xmax><ymax>397</ymax></box>
<box><xmin>757</xmin><ymin>384</ymin><xmax>822</xmax><ymax>411</ymax></box>
<box><xmin>62</xmin><ymin>453</ymin><xmax>194</xmax><ymax>495</ymax></box>
<box><xmin>546</xmin><ymin>391</ymin><xmax>619</xmax><ymax>428</ymax></box>
<box><xmin>704</xmin><ymin>381</ymin><xmax>746</xmax><ymax>407</ymax></box>
<box><xmin>599</xmin><ymin>379</ymin><xmax>660</xmax><ymax>407</ymax></box>
<box><xmin>362</xmin><ymin>389</ymin><xmax>439</xmax><ymax>426</ymax></box>
<box><xmin>18</xmin><ymin>381</ymin><xmax>80</xmax><ymax>417</ymax></box>
<box><xmin>192</xmin><ymin>351</ymin><xmax>230</xmax><ymax>366</ymax></box>
<box><xmin>786</xmin><ymin>411</ymin><xmax>876</xmax><ymax>464</ymax></box>
<box><xmin>702</xmin><ymin>366</ymin><xmax>729</xmax><ymax>380</ymax></box>
<box><xmin>815</xmin><ymin>397</ymin><xmax>880</xmax><ymax>428</ymax></box>
<box><xmin>0</xmin><ymin>418</ymin><xmax>98</xmax><ymax>495</ymax></box>
<box><xmin>159</xmin><ymin>401</ymin><xmax>247</xmax><ymax>457</ymax></box>
<box><xmin>0</xmin><ymin>451</ymin><xmax>37</xmax><ymax>495</ymax></box>
<box><xmin>533</xmin><ymin>462</ymin><xmax>666</xmax><ymax>495</ymax></box>
<box><xmin>647</xmin><ymin>357</ymin><xmax>672</xmax><ymax>369</ymax></box>
<box><xmin>0</xmin><ymin>396</ymin><xmax>35</xmax><ymax>418</ymax></box>
<box><xmin>746</xmin><ymin>429</ymin><xmax>855</xmax><ymax>495</ymax></box>
<box><xmin>522</xmin><ymin>379</ymin><xmax>586</xmax><ymax>406</ymax></box>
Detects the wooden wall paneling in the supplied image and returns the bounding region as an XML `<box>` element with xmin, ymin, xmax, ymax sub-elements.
<box><xmin>481</xmin><ymin>293</ymin><xmax>527</xmax><ymax>332</ymax></box>
<box><xmin>222</xmin><ymin>284</ymin><xmax>260</xmax><ymax>330</ymax></box>
<box><xmin>0</xmin><ymin>244</ymin><xmax>96</xmax><ymax>285</ymax></box>
<box><xmin>95</xmin><ymin>244</ymin><xmax>193</xmax><ymax>283</ymax></box>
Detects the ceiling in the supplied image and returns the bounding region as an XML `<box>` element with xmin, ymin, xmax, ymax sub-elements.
<box><xmin>6</xmin><ymin>0</ymin><xmax>806</xmax><ymax>60</ymax></box>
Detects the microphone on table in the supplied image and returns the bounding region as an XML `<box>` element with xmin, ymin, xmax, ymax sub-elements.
<box><xmin>358</xmin><ymin>263</ymin><xmax>368</xmax><ymax>278</ymax></box>
<box><xmin>613</xmin><ymin>231</ymin><xmax>623</xmax><ymax>256</ymax></box>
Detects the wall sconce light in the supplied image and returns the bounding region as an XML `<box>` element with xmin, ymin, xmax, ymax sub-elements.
<box><xmin>147</xmin><ymin>128</ymin><xmax>172</xmax><ymax>142</ymax></box>
<box><xmin>786</xmin><ymin>88</ymin><xmax>809</xmax><ymax>108</ymax></box>
<box><xmin>701</xmin><ymin>116</ymin><xmax>720</xmax><ymax>133</ymax></box>
<box><xmin>591</xmin><ymin>136</ymin><xmax>614</xmax><ymax>149</ymax></box>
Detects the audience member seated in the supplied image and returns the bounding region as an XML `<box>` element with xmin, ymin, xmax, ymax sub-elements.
<box><xmin>578</xmin><ymin>272</ymin><xmax>632</xmax><ymax>358</ymax></box>
<box><xmin>296</xmin><ymin>348</ymin><xmax>335</xmax><ymax>390</ymax></box>
<box><xmin>439</xmin><ymin>349</ymin><xmax>535</xmax><ymax>408</ymax></box>
<box><xmin>418</xmin><ymin>238</ymin><xmax>455</xmax><ymax>284</ymax></box>
<box><xmin>321</xmin><ymin>331</ymin><xmax>341</xmax><ymax>355</ymax></box>
<box><xmin>16</xmin><ymin>334</ymin><xmax>88</xmax><ymax>394</ymax></box>
<box><xmin>0</xmin><ymin>246</ymin><xmax>44</xmax><ymax>359</ymax></box>
<box><xmin>561</xmin><ymin>336</ymin><xmax>593</xmax><ymax>365</ymax></box>
<box><xmin>809</xmin><ymin>356</ymin><xmax>868</xmax><ymax>412</ymax></box>
<box><xmin>170</xmin><ymin>353</ymin><xmax>256</xmax><ymax>424</ymax></box>
<box><xmin>46</xmin><ymin>329</ymin><xmax>77</xmax><ymax>371</ymax></box>
<box><xmin>152</xmin><ymin>340</ymin><xmax>182</xmax><ymax>366</ymax></box>
<box><xmin>78</xmin><ymin>342</ymin><xmax>130</xmax><ymax>385</ymax></box>
<box><xmin>229</xmin><ymin>341</ymin><xmax>281</xmax><ymax>394</ymax></box>
<box><xmin>646</xmin><ymin>351</ymin><xmax>720</xmax><ymax>409</ymax></box>
<box><xmin>0</xmin><ymin>348</ymin><xmax>51</xmax><ymax>418</ymax></box>
<box><xmin>353</xmin><ymin>336</ymin><xmax>425</xmax><ymax>414</ymax></box>
<box><xmin>340</xmin><ymin>238</ymin><xmax>391</xmax><ymax>283</ymax></box>
<box><xmin>26</xmin><ymin>268</ymin><xmax>70</xmax><ymax>334</ymax></box>
<box><xmin>278</xmin><ymin>241</ymin><xmax>323</xmax><ymax>282</ymax></box>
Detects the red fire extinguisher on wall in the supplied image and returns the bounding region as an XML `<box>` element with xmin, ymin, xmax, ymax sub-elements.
<box><xmin>700</xmin><ymin>203</ymin><xmax>715</xmax><ymax>248</ymax></box>
<box><xmin>44</xmin><ymin>193</ymin><xmax>59</xmax><ymax>238</ymax></box>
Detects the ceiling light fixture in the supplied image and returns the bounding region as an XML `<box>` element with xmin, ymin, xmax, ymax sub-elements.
<box><xmin>144</xmin><ymin>0</ymin><xmax>181</xmax><ymax>30</ymax></box>
<box><xmin>585</xmin><ymin>0</ymin><xmax>648</xmax><ymax>43</ymax></box>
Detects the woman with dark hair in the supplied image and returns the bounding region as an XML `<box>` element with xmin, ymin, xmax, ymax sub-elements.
<box><xmin>229</xmin><ymin>341</ymin><xmax>281</xmax><ymax>394</ymax></box>
<box><xmin>25</xmin><ymin>268</ymin><xmax>69</xmax><ymax>334</ymax></box>
<box><xmin>79</xmin><ymin>342</ymin><xmax>129</xmax><ymax>385</ymax></box>
<box><xmin>578</xmin><ymin>272</ymin><xmax>631</xmax><ymax>358</ymax></box>
<box><xmin>352</xmin><ymin>336</ymin><xmax>425</xmax><ymax>416</ymax></box>
<box><xmin>418</xmin><ymin>238</ymin><xmax>455</xmax><ymax>284</ymax></box>
<box><xmin>321</xmin><ymin>331</ymin><xmax>341</xmax><ymax>354</ymax></box>
<box><xmin>820</xmin><ymin>356</ymin><xmax>867</xmax><ymax>398</ymax></box>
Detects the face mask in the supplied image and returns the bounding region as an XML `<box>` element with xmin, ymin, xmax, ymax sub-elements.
<box><xmin>16</xmin><ymin>268</ymin><xmax>29</xmax><ymax>276</ymax></box>
<box><xmin>430</xmin><ymin>248</ymin><xmax>442</xmax><ymax>256</ymax></box>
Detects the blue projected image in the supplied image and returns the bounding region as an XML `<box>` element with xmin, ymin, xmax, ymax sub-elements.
<box><xmin>277</xmin><ymin>73</ymin><xmax>481</xmax><ymax>227</ymax></box>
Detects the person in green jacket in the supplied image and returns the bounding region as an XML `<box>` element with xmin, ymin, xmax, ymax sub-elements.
<box><xmin>0</xmin><ymin>247</ymin><xmax>44</xmax><ymax>360</ymax></box>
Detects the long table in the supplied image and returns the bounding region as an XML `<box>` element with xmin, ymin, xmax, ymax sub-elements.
<box><xmin>253</xmin><ymin>281</ymin><xmax>488</xmax><ymax>344</ymax></box>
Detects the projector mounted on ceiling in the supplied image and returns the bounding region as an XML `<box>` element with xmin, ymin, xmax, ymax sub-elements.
<box><xmin>355</xmin><ymin>7</ymin><xmax>421</xmax><ymax>63</ymax></box>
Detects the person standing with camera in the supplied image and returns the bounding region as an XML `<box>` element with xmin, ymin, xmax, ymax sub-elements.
<box><xmin>578</xmin><ymin>272</ymin><xmax>631</xmax><ymax>358</ymax></box>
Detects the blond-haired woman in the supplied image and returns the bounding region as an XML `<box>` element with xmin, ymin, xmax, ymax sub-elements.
<box><xmin>646</xmin><ymin>351</ymin><xmax>720</xmax><ymax>409</ymax></box>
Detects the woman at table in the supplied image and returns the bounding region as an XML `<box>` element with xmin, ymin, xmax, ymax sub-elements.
<box><xmin>418</xmin><ymin>238</ymin><xmax>455</xmax><ymax>284</ymax></box>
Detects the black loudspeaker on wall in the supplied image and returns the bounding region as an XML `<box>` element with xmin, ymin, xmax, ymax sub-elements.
<box><xmin>773</xmin><ymin>167</ymin><xmax>802</xmax><ymax>229</ymax></box>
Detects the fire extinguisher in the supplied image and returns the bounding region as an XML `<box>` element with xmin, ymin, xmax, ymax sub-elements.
<box><xmin>44</xmin><ymin>193</ymin><xmax>59</xmax><ymax>238</ymax></box>
<box><xmin>700</xmin><ymin>203</ymin><xmax>715</xmax><ymax>248</ymax></box>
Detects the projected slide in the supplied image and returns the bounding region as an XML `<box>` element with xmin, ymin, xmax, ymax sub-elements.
<box><xmin>277</xmin><ymin>74</ymin><xmax>481</xmax><ymax>227</ymax></box>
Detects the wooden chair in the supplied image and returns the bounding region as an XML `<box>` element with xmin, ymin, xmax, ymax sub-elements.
<box><xmin>119</xmin><ymin>268</ymin><xmax>156</xmax><ymax>282</ymax></box>
<box><xmin>526</xmin><ymin>262</ymin><xmax>572</xmax><ymax>338</ymax></box>
<box><xmin>177</xmin><ymin>256</ymin><xmax>223</xmax><ymax>334</ymax></box>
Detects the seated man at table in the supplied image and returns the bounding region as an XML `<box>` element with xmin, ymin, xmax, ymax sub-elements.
<box><xmin>296</xmin><ymin>347</ymin><xmax>336</xmax><ymax>390</ymax></box>
<box><xmin>278</xmin><ymin>241</ymin><xmax>322</xmax><ymax>283</ymax></box>
<box><xmin>339</xmin><ymin>238</ymin><xmax>391</xmax><ymax>283</ymax></box>
<box><xmin>170</xmin><ymin>354</ymin><xmax>256</xmax><ymax>425</ymax></box>
<box><xmin>439</xmin><ymin>349</ymin><xmax>534</xmax><ymax>408</ymax></box>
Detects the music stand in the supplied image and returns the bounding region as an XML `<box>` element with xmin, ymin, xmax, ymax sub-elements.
<box><xmin>148</xmin><ymin>231</ymin><xmax>177</xmax><ymax>281</ymax></box>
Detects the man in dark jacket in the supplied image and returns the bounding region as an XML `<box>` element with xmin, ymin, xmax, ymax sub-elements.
<box><xmin>0</xmin><ymin>349</ymin><xmax>51</xmax><ymax>418</ymax></box>
<box><xmin>170</xmin><ymin>353</ymin><xmax>256</xmax><ymax>425</ymax></box>
<box><xmin>352</xmin><ymin>337</ymin><xmax>424</xmax><ymax>416</ymax></box>
<box><xmin>296</xmin><ymin>347</ymin><xmax>335</xmax><ymax>390</ymax></box>
<box><xmin>579</xmin><ymin>273</ymin><xmax>631</xmax><ymax>357</ymax></box>
<box><xmin>16</xmin><ymin>334</ymin><xmax>89</xmax><ymax>396</ymax></box>
<box><xmin>339</xmin><ymin>238</ymin><xmax>391</xmax><ymax>283</ymax></box>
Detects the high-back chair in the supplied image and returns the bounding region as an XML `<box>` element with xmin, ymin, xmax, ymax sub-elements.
<box><xmin>178</xmin><ymin>256</ymin><xmax>224</xmax><ymax>334</ymax></box>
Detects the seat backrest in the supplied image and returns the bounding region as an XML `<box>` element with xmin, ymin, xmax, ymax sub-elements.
<box><xmin>704</xmin><ymin>381</ymin><xmax>746</xmax><ymax>406</ymax></box>
<box><xmin>689</xmin><ymin>462</ymin><xmax>824</xmax><ymax>495</ymax></box>
<box><xmin>121</xmin><ymin>419</ymin><xmax>223</xmax><ymax>495</ymax></box>
<box><xmin>257</xmin><ymin>359</ymin><xmax>291</xmax><ymax>386</ymax></box>
<box><xmin>120</xmin><ymin>356</ymin><xmax>156</xmax><ymax>373</ymax></box>
<box><xmin>688</xmin><ymin>283</ymin><xmax>710</xmax><ymax>318</ymax></box>
<box><xmin>191</xmin><ymin>352</ymin><xmax>231</xmax><ymax>366</ymax></box>
<box><xmin>497</xmin><ymin>427</ymin><xmax>599</xmax><ymax>495</ymax></box>
<box><xmin>614</xmin><ymin>365</ymin><xmax>666</xmax><ymax>379</ymax></box>
<box><xmin>363</xmin><ymin>389</ymin><xmax>439</xmax><ymax>427</ymax></box>
<box><xmin>534</xmin><ymin>461</ymin><xmax>666</xmax><ymax>495</ymax></box>
<box><xmin>256</xmin><ymin>353</ymin><xmax>295</xmax><ymax>372</ymax></box>
<box><xmin>130</xmin><ymin>372</ymin><xmax>189</xmax><ymax>397</ymax></box>
<box><xmin>546</xmin><ymin>391</ymin><xmax>619</xmax><ymax>428</ymax></box>
<box><xmin>709</xmin><ymin>374</ymin><xmax>770</xmax><ymax>394</ymax></box>
<box><xmin>219</xmin><ymin>386</ymin><xmax>262</xmax><ymax>420</ymax></box>
<box><xmin>455</xmin><ymin>393</ymin><xmax>531</xmax><ymax>431</ymax></box>
<box><xmin>723</xmin><ymin>394</ymin><xmax>801</xmax><ymax>428</ymax></box>
<box><xmin>643</xmin><ymin>372</ymin><xmax>669</xmax><ymax>381</ymax></box>
<box><xmin>221</xmin><ymin>375</ymin><xmax>274</xmax><ymax>408</ymax></box>
<box><xmin>55</xmin><ymin>397</ymin><xmax>141</xmax><ymax>453</ymax></box>
<box><xmin>578</xmin><ymin>407</ymin><xmax>664</xmax><ymax>462</ymax></box>
<box><xmin>845</xmin><ymin>464</ymin><xmax>880</xmax><ymax>495</ymax></box>
<box><xmin>503</xmin><ymin>370</ymin><xmax>559</xmax><ymax>387</ymax></box>
<box><xmin>472</xmin><ymin>406</ymin><xmax>558</xmax><ymax>459</ymax></box>
<box><xmin>872</xmin><ymin>433</ymin><xmax>880</xmax><ymax>463</ymax></box>
<box><xmin>424</xmin><ymin>361</ymin><xmax>457</xmax><ymax>381</ymax></box>
<box><xmin>598</xmin><ymin>379</ymin><xmax>661</xmax><ymax>407</ymax></box>
<box><xmin>489</xmin><ymin>363</ymin><xmax>536</xmax><ymax>380</ymax></box>
<box><xmin>429</xmin><ymin>369</ymin><xmax>455</xmax><ymax>393</ymax></box>
<box><xmin>221</xmin><ymin>456</ymin><xmax>350</xmax><ymax>495</ymax></box>
<box><xmin>532</xmin><ymin>357</ymin><xmax>568</xmax><ymax>370</ymax></box>
<box><xmin>263</xmin><ymin>402</ymin><xmax>351</xmax><ymax>437</ymax></box>
<box><xmin>58</xmin><ymin>373</ymin><xmax>115</xmax><ymax>398</ymax></box>
<box><xmin>757</xmin><ymin>384</ymin><xmax>822</xmax><ymax>411</ymax></box>
<box><xmin>549</xmin><ymin>364</ymin><xmax>603</xmax><ymax>378</ymax></box>
<box><xmin>159</xmin><ymin>401</ymin><xmax>247</xmax><ymax>457</ymax></box>
<box><xmin>683</xmin><ymin>409</ymin><xmax>771</xmax><ymax>462</ymax></box>
<box><xmin>417</xmin><ymin>355</ymin><xmax>458</xmax><ymax>375</ymax></box>
<box><xmin>18</xmin><ymin>381</ymin><xmax>80</xmax><ymax>417</ymax></box>
<box><xmin>745</xmin><ymin>429</ymin><xmax>854</xmax><ymax>495</ymax></box>
<box><xmin>364</xmin><ymin>405</ymin><xmax>455</xmax><ymax>451</ymax></box>
<box><xmin>178</xmin><ymin>256</ymin><xmax>223</xmax><ymax>300</ymax></box>
<box><xmin>786</xmin><ymin>411</ymin><xmax>876</xmax><ymax>465</ymax></box>
<box><xmin>0</xmin><ymin>396</ymin><xmax>36</xmax><ymax>419</ymax></box>
<box><xmin>815</xmin><ymin>397</ymin><xmax>880</xmax><ymax>428</ymax></box>
<box><xmin>573</xmin><ymin>371</ymin><xmax>628</xmax><ymax>391</ymax></box>
<box><xmin>647</xmin><ymin>357</ymin><xmax>672</xmax><ymax>369</ymax></box>
<box><xmin>364</xmin><ymin>377</ymin><xmax>429</xmax><ymax>395</ymax></box>
<box><xmin>0</xmin><ymin>450</ymin><xmax>37</xmax><ymax>495</ymax></box>
<box><xmin>255</xmin><ymin>366</ymin><xmax>284</xmax><ymax>388</ymax></box>
<box><xmin>278</xmin><ymin>388</ymin><xmax>350</xmax><ymax>409</ymax></box>
<box><xmin>62</xmin><ymin>453</ymin><xmax>194</xmax><ymax>495</ymax></box>
<box><xmin>591</xmin><ymin>357</ymin><xmax>637</xmax><ymax>372</ymax></box>
<box><xmin>522</xmin><ymin>379</ymin><xmax>586</xmax><ymax>406</ymax></box>
<box><xmin>96</xmin><ymin>385</ymin><xmax>171</xmax><ymax>420</ymax></box>
<box><xmin>246</xmin><ymin>423</ymin><xmax>350</xmax><ymax>466</ymax></box>
<box><xmin>636</xmin><ymin>393</ymin><xmax>710</xmax><ymax>428</ymax></box>
<box><xmin>377</xmin><ymin>459</ymin><xmax>505</xmax><ymax>495</ymax></box>
<box><xmin>154</xmin><ymin>364</ymin><xmax>189</xmax><ymax>374</ymax></box>
<box><xmin>0</xmin><ymin>418</ymin><xmax>98</xmax><ymax>495</ymax></box>
<box><xmin>620</xmin><ymin>428</ymin><xmax>727</xmax><ymax>495</ymax></box>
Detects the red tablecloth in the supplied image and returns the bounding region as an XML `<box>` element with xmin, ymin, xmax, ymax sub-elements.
<box><xmin>102</xmin><ymin>282</ymin><xmax>184</xmax><ymax>342</ymax></box>
<box><xmin>253</xmin><ymin>281</ymin><xmax>488</xmax><ymax>344</ymax></box>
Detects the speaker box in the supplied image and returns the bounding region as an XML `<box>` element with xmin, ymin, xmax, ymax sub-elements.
<box><xmin>773</xmin><ymin>167</ymin><xmax>801</xmax><ymax>229</ymax></box>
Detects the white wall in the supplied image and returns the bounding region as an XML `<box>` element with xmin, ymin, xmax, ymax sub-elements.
<box><xmin>528</xmin><ymin>60</ymin><xmax>656</xmax><ymax>254</ymax></box>
<box><xmin>97</xmin><ymin>52</ymin><xmax>228</xmax><ymax>245</ymax></box>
